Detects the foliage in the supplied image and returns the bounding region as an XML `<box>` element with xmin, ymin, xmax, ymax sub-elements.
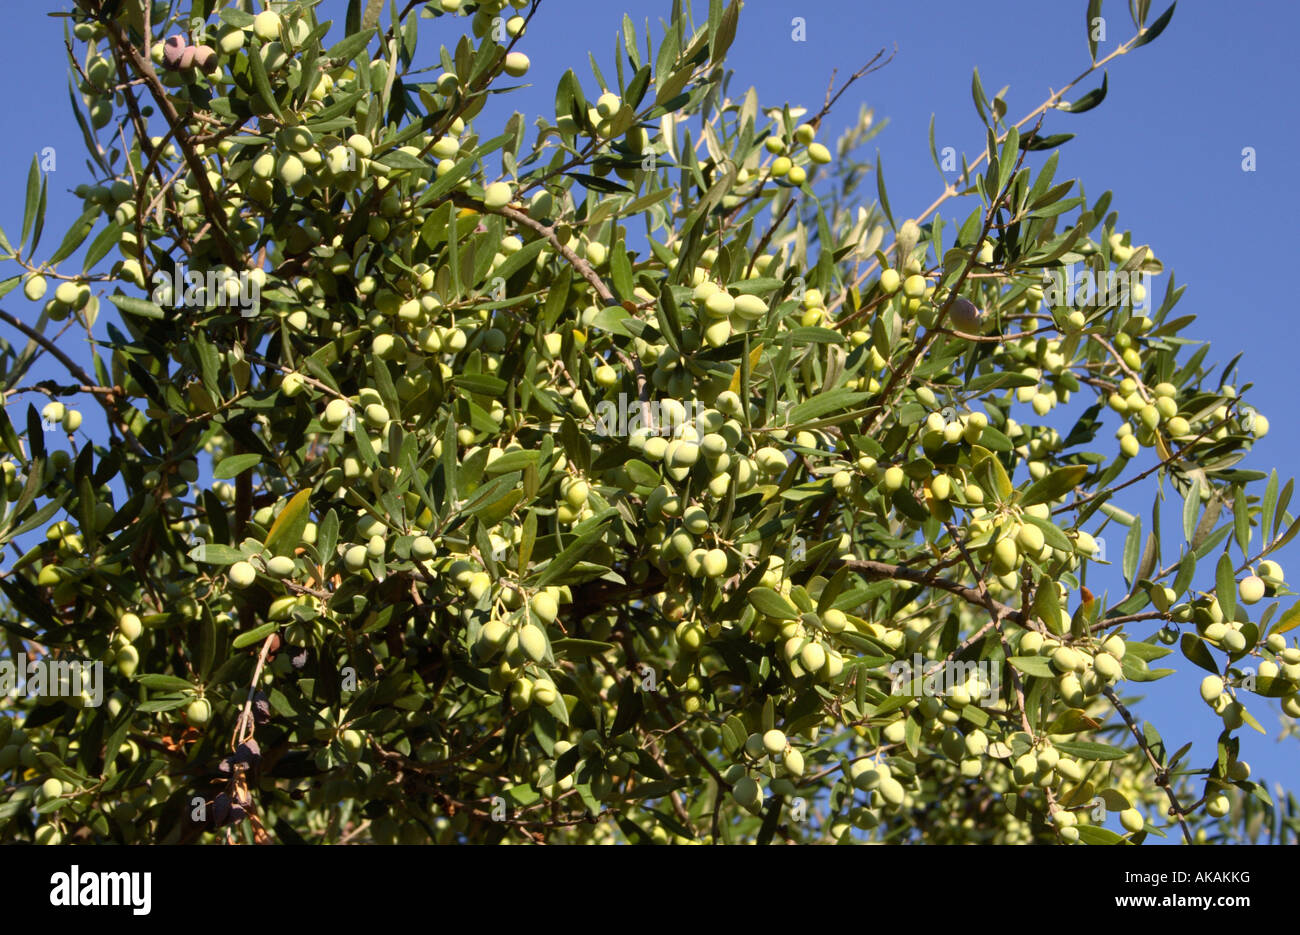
<box><xmin>0</xmin><ymin>0</ymin><xmax>1296</xmax><ymax>845</ymax></box>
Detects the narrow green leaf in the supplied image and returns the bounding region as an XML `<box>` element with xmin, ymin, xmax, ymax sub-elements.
<box><xmin>1087</xmin><ymin>0</ymin><xmax>1103</xmax><ymax>61</ymax></box>
<box><xmin>1233</xmin><ymin>485</ymin><xmax>1250</xmax><ymax>555</ymax></box>
<box><xmin>875</xmin><ymin>152</ymin><xmax>894</xmax><ymax>229</ymax></box>
<box><xmin>1020</xmin><ymin>465</ymin><xmax>1088</xmax><ymax>507</ymax></box>
<box><xmin>747</xmin><ymin>586</ymin><xmax>799</xmax><ymax>621</ymax></box>
<box><xmin>1262</xmin><ymin>469</ymin><xmax>1278</xmax><ymax>543</ymax></box>
<box><xmin>248</xmin><ymin>37</ymin><xmax>285</xmax><ymax>121</ymax></box>
<box><xmin>264</xmin><ymin>489</ymin><xmax>312</xmax><ymax>556</ymax></box>
<box><xmin>1215</xmin><ymin>551</ymin><xmax>1237</xmax><ymax>623</ymax></box>
<box><xmin>232</xmin><ymin>621</ymin><xmax>280</xmax><ymax>649</ymax></box>
<box><xmin>20</xmin><ymin>155</ymin><xmax>39</xmax><ymax>249</ymax></box>
<box><xmin>1182</xmin><ymin>481</ymin><xmax>1200</xmax><ymax>544</ymax></box>
<box><xmin>1061</xmin><ymin>72</ymin><xmax>1108</xmax><ymax>114</ymax></box>
<box><xmin>1179</xmin><ymin>633</ymin><xmax>1219</xmax><ymax>675</ymax></box>
<box><xmin>326</xmin><ymin>28</ymin><xmax>376</xmax><ymax>64</ymax></box>
<box><xmin>213</xmin><ymin>454</ymin><xmax>262</xmax><ymax>479</ymax></box>
<box><xmin>107</xmin><ymin>293</ymin><xmax>165</xmax><ymax>319</ymax></box>
<box><xmin>1132</xmin><ymin>2</ymin><xmax>1177</xmax><ymax>48</ymax></box>
<box><xmin>1052</xmin><ymin>740</ymin><xmax>1130</xmax><ymax>761</ymax></box>
<box><xmin>1122</xmin><ymin>516</ymin><xmax>1142</xmax><ymax>585</ymax></box>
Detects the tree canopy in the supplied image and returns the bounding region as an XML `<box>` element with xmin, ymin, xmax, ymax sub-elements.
<box><xmin>0</xmin><ymin>0</ymin><xmax>1296</xmax><ymax>846</ymax></box>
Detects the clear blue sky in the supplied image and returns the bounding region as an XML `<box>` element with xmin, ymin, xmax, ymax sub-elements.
<box><xmin>1</xmin><ymin>1</ymin><xmax>1296</xmax><ymax>839</ymax></box>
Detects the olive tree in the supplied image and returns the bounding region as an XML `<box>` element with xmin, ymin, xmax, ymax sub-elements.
<box><xmin>0</xmin><ymin>0</ymin><xmax>1295</xmax><ymax>845</ymax></box>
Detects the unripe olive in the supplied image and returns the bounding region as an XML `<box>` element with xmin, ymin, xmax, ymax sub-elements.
<box><xmin>1051</xmin><ymin>646</ymin><xmax>1082</xmax><ymax>673</ymax></box>
<box><xmin>23</xmin><ymin>273</ymin><xmax>50</xmax><ymax>302</ymax></box>
<box><xmin>253</xmin><ymin>10</ymin><xmax>281</xmax><ymax>41</ymax></box>
<box><xmin>732</xmin><ymin>776</ymin><xmax>762</xmax><ymax>812</ymax></box>
<box><xmin>902</xmin><ymin>274</ymin><xmax>927</xmax><ymax>299</ymax></box>
<box><xmin>262</xmin><ymin>555</ymin><xmax>293</xmax><ymax>578</ymax></box>
<box><xmin>755</xmin><ymin>446</ymin><xmax>786</xmax><ymax>475</ymax></box>
<box><xmin>940</xmin><ymin>727</ymin><xmax>965</xmax><ymax>762</ymax></box>
<box><xmin>642</xmin><ymin>436</ymin><xmax>669</xmax><ymax>461</ymax></box>
<box><xmin>800</xmin><ymin>641</ymin><xmax>826</xmax><ymax>673</ymax></box>
<box><xmin>1016</xmin><ymin>522</ymin><xmax>1045</xmax><ymax>554</ymax></box>
<box><xmin>476</xmin><ymin>620</ymin><xmax>509</xmax><ymax>657</ymax></box>
<box><xmin>229</xmin><ymin>560</ymin><xmax>256</xmax><ymax>587</ymax></box>
<box><xmin>822</xmin><ymin>608</ymin><xmax>848</xmax><ymax>633</ymax></box>
<box><xmin>322</xmin><ymin>398</ymin><xmax>352</xmax><ymax>429</ymax></box>
<box><xmin>563</xmin><ymin>478</ymin><xmax>590</xmax><ymax>510</ymax></box>
<box><xmin>1226</xmin><ymin>759</ymin><xmax>1251</xmax><ymax>781</ymax></box>
<box><xmin>733</xmin><ymin>293</ymin><xmax>768</xmax><ymax>320</ymax></box>
<box><xmin>42</xmin><ymin>401</ymin><xmax>66</xmax><ymax>426</ymax></box>
<box><xmin>1205</xmin><ymin>794</ymin><xmax>1230</xmax><ymax>818</ymax></box>
<box><xmin>483</xmin><ymin>182</ymin><xmax>512</xmax><ymax>209</ymax></box>
<box><xmin>339</xmin><ymin>729</ymin><xmax>364</xmax><ymax>760</ymax></box>
<box><xmin>344</xmin><ymin>545</ymin><xmax>369</xmax><ymax>572</ymax></box>
<box><xmin>218</xmin><ymin>24</ymin><xmax>245</xmax><ymax>54</ymax></box>
<box><xmin>993</xmin><ymin>537</ymin><xmax>1019</xmax><ymax>573</ymax></box>
<box><xmin>1239</xmin><ymin>575</ymin><xmax>1265</xmax><ymax>605</ymax></box>
<box><xmin>1012</xmin><ymin>752</ymin><xmax>1038</xmax><ymax>785</ymax></box>
<box><xmin>879</xmin><ymin>269</ymin><xmax>901</xmax><ymax>294</ymax></box>
<box><xmin>115</xmin><ymin>645</ymin><xmax>139</xmax><ymax>677</ymax></box>
<box><xmin>877</xmin><ymin>776</ymin><xmax>906</xmax><ymax>807</ymax></box>
<box><xmin>668</xmin><ymin>441</ymin><xmax>700</xmax><ymax>468</ymax></box>
<box><xmin>1258</xmin><ymin>560</ymin><xmax>1284</xmax><ymax>583</ymax></box>
<box><xmin>503</xmin><ymin>52</ymin><xmax>530</xmax><ymax>77</ymax></box>
<box><xmin>530</xmin><ymin>591</ymin><xmax>558</xmax><ymax>625</ymax></box>
<box><xmin>186</xmin><ymin>697</ymin><xmax>212</xmax><ymax>726</ymax></box>
<box><xmin>1200</xmin><ymin>674</ymin><xmax>1224</xmax><ymax>704</ymax></box>
<box><xmin>707</xmin><ymin>291</ymin><xmax>738</xmax><ymax>319</ymax></box>
<box><xmin>533</xmin><ymin>679</ymin><xmax>558</xmax><ymax>707</ymax></box>
<box><xmin>702</xmin><ymin>548</ymin><xmax>728</xmax><ymax>578</ymax></box>
<box><xmin>363</xmin><ymin>403</ymin><xmax>390</xmax><ymax>429</ymax></box>
<box><xmin>519</xmin><ymin>623</ymin><xmax>547</xmax><ymax>663</ymax></box>
<box><xmin>762</xmin><ymin>729</ymin><xmax>787</xmax><ymax>756</ymax></box>
<box><xmin>1093</xmin><ymin>652</ymin><xmax>1122</xmax><ymax>681</ymax></box>
<box><xmin>118</xmin><ymin>612</ymin><xmax>143</xmax><ymax>642</ymax></box>
<box><xmin>1057</xmin><ymin>673</ymin><xmax>1085</xmax><ymax>708</ymax></box>
<box><xmin>509</xmin><ymin>677</ymin><xmax>534</xmax><ymax>709</ymax></box>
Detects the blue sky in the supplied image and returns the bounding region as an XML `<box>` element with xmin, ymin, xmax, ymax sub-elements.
<box><xmin>1</xmin><ymin>1</ymin><xmax>1296</xmax><ymax>839</ymax></box>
